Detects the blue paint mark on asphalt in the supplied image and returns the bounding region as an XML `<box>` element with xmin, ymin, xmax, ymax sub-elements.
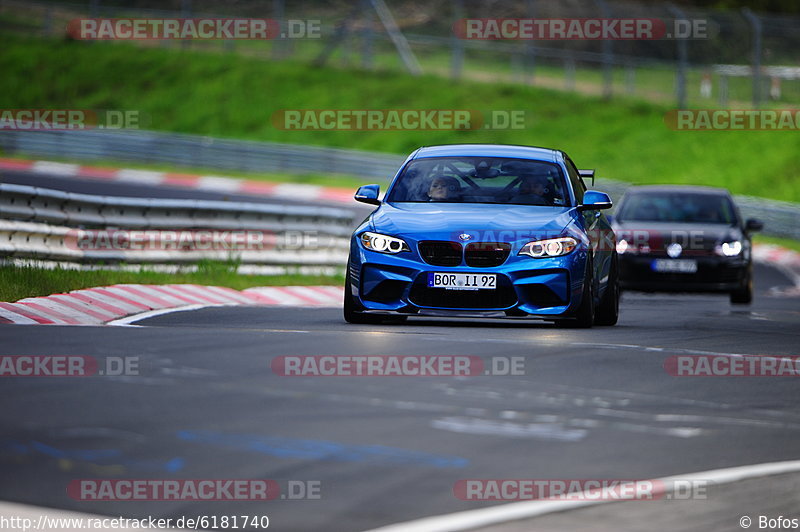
<box><xmin>176</xmin><ymin>430</ymin><xmax>468</xmax><ymax>468</ymax></box>
<box><xmin>0</xmin><ymin>439</ymin><xmax>185</xmax><ymax>472</ymax></box>
<box><xmin>30</xmin><ymin>441</ymin><xmax>122</xmax><ymax>461</ymax></box>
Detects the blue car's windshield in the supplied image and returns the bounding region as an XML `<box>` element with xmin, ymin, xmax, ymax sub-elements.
<box><xmin>386</xmin><ymin>156</ymin><xmax>569</xmax><ymax>206</ymax></box>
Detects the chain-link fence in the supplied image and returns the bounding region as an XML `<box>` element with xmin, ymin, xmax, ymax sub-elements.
<box><xmin>2</xmin><ymin>0</ymin><xmax>799</xmax><ymax>108</ymax></box>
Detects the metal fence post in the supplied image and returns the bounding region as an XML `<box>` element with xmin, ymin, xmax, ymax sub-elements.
<box><xmin>180</xmin><ymin>0</ymin><xmax>192</xmax><ymax>49</ymax></box>
<box><xmin>42</xmin><ymin>5</ymin><xmax>52</xmax><ymax>37</ymax></box>
<box><xmin>565</xmin><ymin>56</ymin><xmax>576</xmax><ymax>91</ymax></box>
<box><xmin>625</xmin><ymin>64</ymin><xmax>635</xmax><ymax>96</ymax></box>
<box><xmin>742</xmin><ymin>8</ymin><xmax>763</xmax><ymax>108</ymax></box>
<box><xmin>668</xmin><ymin>4</ymin><xmax>689</xmax><ymax>109</ymax></box>
<box><xmin>361</xmin><ymin>0</ymin><xmax>374</xmax><ymax>70</ymax></box>
<box><xmin>272</xmin><ymin>0</ymin><xmax>286</xmax><ymax>60</ymax></box>
<box><xmin>451</xmin><ymin>0</ymin><xmax>464</xmax><ymax>80</ymax></box>
<box><xmin>595</xmin><ymin>0</ymin><xmax>614</xmax><ymax>99</ymax></box>
<box><xmin>524</xmin><ymin>0</ymin><xmax>536</xmax><ymax>85</ymax></box>
<box><xmin>719</xmin><ymin>74</ymin><xmax>728</xmax><ymax>107</ymax></box>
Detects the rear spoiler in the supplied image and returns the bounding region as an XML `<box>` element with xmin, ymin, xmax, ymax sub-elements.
<box><xmin>578</xmin><ymin>169</ymin><xmax>595</xmax><ymax>186</ymax></box>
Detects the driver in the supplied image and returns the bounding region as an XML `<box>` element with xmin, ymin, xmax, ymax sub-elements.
<box><xmin>510</xmin><ymin>174</ymin><xmax>551</xmax><ymax>205</ymax></box>
<box><xmin>427</xmin><ymin>176</ymin><xmax>461</xmax><ymax>201</ymax></box>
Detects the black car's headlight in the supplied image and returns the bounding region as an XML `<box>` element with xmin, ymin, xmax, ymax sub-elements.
<box><xmin>715</xmin><ymin>240</ymin><xmax>743</xmax><ymax>257</ymax></box>
<box><xmin>360</xmin><ymin>232</ymin><xmax>410</xmax><ymax>254</ymax></box>
<box><xmin>519</xmin><ymin>237</ymin><xmax>577</xmax><ymax>258</ymax></box>
<box><xmin>616</xmin><ymin>238</ymin><xmax>650</xmax><ymax>255</ymax></box>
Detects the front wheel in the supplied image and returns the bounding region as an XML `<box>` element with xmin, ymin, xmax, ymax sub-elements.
<box><xmin>595</xmin><ymin>252</ymin><xmax>620</xmax><ymax>326</ymax></box>
<box><xmin>556</xmin><ymin>258</ymin><xmax>594</xmax><ymax>329</ymax></box>
<box><xmin>343</xmin><ymin>277</ymin><xmax>407</xmax><ymax>325</ymax></box>
<box><xmin>730</xmin><ymin>270</ymin><xmax>753</xmax><ymax>305</ymax></box>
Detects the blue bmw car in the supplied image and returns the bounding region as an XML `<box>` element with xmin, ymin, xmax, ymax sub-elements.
<box><xmin>344</xmin><ymin>144</ymin><xmax>619</xmax><ymax>328</ymax></box>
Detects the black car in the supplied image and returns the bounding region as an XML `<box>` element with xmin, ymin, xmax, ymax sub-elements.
<box><xmin>611</xmin><ymin>186</ymin><xmax>762</xmax><ymax>304</ymax></box>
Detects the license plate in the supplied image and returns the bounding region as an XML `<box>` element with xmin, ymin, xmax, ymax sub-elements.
<box><xmin>428</xmin><ymin>272</ymin><xmax>496</xmax><ymax>290</ymax></box>
<box><xmin>652</xmin><ymin>259</ymin><xmax>698</xmax><ymax>273</ymax></box>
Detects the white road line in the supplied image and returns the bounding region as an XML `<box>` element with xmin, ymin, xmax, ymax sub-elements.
<box><xmin>31</xmin><ymin>161</ymin><xmax>79</xmax><ymax>176</ymax></box>
<box><xmin>570</xmin><ymin>342</ymin><xmax>799</xmax><ymax>362</ymax></box>
<box><xmin>272</xmin><ymin>183</ymin><xmax>323</xmax><ymax>199</ymax></box>
<box><xmin>107</xmin><ymin>304</ymin><xmax>231</xmax><ymax>325</ymax></box>
<box><xmin>362</xmin><ymin>460</ymin><xmax>800</xmax><ymax>532</ymax></box>
<box><xmin>197</xmin><ymin>176</ymin><xmax>241</xmax><ymax>192</ymax></box>
<box><xmin>115</xmin><ymin>169</ymin><xmax>166</xmax><ymax>185</ymax></box>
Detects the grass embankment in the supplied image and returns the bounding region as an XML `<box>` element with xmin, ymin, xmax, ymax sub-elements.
<box><xmin>753</xmin><ymin>235</ymin><xmax>800</xmax><ymax>254</ymax></box>
<box><xmin>1</xmin><ymin>34</ymin><xmax>799</xmax><ymax>201</ymax></box>
<box><xmin>0</xmin><ymin>262</ymin><xmax>342</xmax><ymax>303</ymax></box>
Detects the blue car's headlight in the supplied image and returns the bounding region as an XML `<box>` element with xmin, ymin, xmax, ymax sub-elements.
<box><xmin>519</xmin><ymin>237</ymin><xmax>578</xmax><ymax>258</ymax></box>
<box><xmin>360</xmin><ymin>232</ymin><xmax>410</xmax><ymax>254</ymax></box>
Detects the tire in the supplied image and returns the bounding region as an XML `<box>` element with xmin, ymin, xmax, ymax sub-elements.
<box><xmin>343</xmin><ymin>272</ymin><xmax>407</xmax><ymax>325</ymax></box>
<box><xmin>557</xmin><ymin>257</ymin><xmax>594</xmax><ymax>329</ymax></box>
<box><xmin>730</xmin><ymin>269</ymin><xmax>753</xmax><ymax>305</ymax></box>
<box><xmin>595</xmin><ymin>252</ymin><xmax>620</xmax><ymax>326</ymax></box>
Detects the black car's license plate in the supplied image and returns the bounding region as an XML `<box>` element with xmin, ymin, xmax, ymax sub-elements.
<box><xmin>651</xmin><ymin>259</ymin><xmax>698</xmax><ymax>273</ymax></box>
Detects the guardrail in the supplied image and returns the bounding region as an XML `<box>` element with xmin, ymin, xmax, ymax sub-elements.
<box><xmin>1</xmin><ymin>129</ymin><xmax>798</xmax><ymax>239</ymax></box>
<box><xmin>0</xmin><ymin>129</ymin><xmax>405</xmax><ymax>181</ymax></box>
<box><xmin>0</xmin><ymin>184</ymin><xmax>354</xmax><ymax>265</ymax></box>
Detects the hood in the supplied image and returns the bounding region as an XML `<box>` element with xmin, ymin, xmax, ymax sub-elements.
<box><xmin>371</xmin><ymin>202</ymin><xmax>576</xmax><ymax>242</ymax></box>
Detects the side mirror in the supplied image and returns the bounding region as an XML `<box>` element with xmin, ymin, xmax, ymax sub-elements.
<box><xmin>578</xmin><ymin>190</ymin><xmax>613</xmax><ymax>211</ymax></box>
<box><xmin>745</xmin><ymin>218</ymin><xmax>763</xmax><ymax>232</ymax></box>
<box><xmin>354</xmin><ymin>184</ymin><xmax>381</xmax><ymax>205</ymax></box>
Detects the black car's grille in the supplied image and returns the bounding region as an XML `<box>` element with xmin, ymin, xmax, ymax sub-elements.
<box><xmin>621</xmin><ymin>260</ymin><xmax>745</xmax><ymax>284</ymax></box>
<box><xmin>465</xmin><ymin>242</ymin><xmax>511</xmax><ymax>267</ymax></box>
<box><xmin>419</xmin><ymin>241</ymin><xmax>462</xmax><ymax>267</ymax></box>
<box><xmin>409</xmin><ymin>274</ymin><xmax>517</xmax><ymax>309</ymax></box>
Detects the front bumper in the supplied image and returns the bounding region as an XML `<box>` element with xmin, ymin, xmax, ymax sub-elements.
<box><xmin>618</xmin><ymin>254</ymin><xmax>748</xmax><ymax>292</ymax></box>
<box><xmin>348</xmin><ymin>245</ymin><xmax>589</xmax><ymax>320</ymax></box>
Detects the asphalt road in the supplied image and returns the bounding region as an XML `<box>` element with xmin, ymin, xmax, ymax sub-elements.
<box><xmin>1</xmin><ymin>264</ymin><xmax>798</xmax><ymax>531</ymax></box>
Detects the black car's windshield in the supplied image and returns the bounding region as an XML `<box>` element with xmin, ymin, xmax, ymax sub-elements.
<box><xmin>617</xmin><ymin>192</ymin><xmax>737</xmax><ymax>224</ymax></box>
<box><xmin>386</xmin><ymin>156</ymin><xmax>569</xmax><ymax>206</ymax></box>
